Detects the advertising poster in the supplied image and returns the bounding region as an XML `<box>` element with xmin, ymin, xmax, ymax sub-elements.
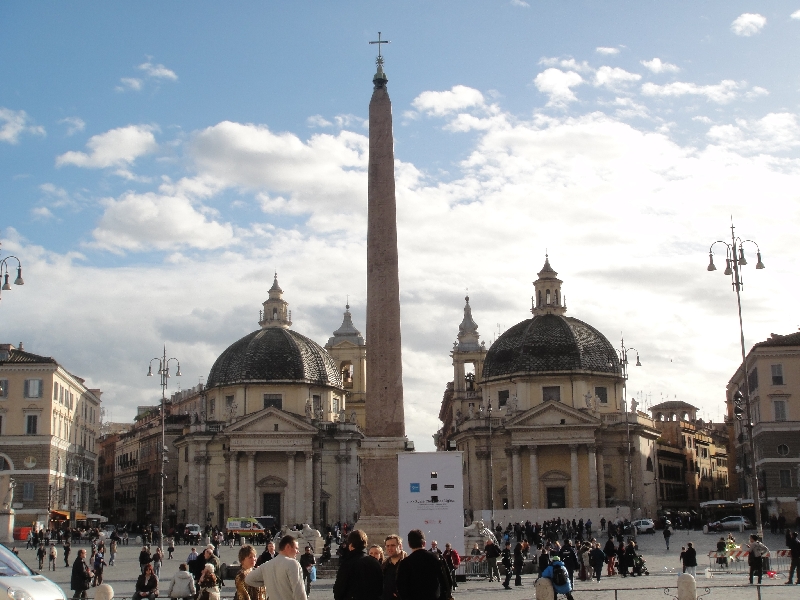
<box><xmin>398</xmin><ymin>452</ymin><xmax>464</xmax><ymax>555</ymax></box>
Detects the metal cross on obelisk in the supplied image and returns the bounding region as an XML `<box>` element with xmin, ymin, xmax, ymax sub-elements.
<box><xmin>369</xmin><ymin>32</ymin><xmax>390</xmax><ymax>65</ymax></box>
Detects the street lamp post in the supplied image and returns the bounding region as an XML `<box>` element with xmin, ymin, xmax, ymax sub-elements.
<box><xmin>609</xmin><ymin>337</ymin><xmax>641</xmax><ymax>536</ymax></box>
<box><xmin>707</xmin><ymin>220</ymin><xmax>765</xmax><ymax>538</ymax></box>
<box><xmin>147</xmin><ymin>346</ymin><xmax>181</xmax><ymax>547</ymax></box>
<box><xmin>0</xmin><ymin>240</ymin><xmax>25</xmax><ymax>304</ymax></box>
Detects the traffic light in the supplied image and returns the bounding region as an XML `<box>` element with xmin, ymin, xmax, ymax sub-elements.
<box><xmin>733</xmin><ymin>390</ymin><xmax>745</xmax><ymax>421</ymax></box>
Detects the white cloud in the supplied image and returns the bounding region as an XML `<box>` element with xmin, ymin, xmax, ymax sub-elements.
<box><xmin>792</xmin><ymin>9</ymin><xmax>800</xmax><ymax>19</ymax></box>
<box><xmin>640</xmin><ymin>58</ymin><xmax>680</xmax><ymax>74</ymax></box>
<box><xmin>116</xmin><ymin>77</ymin><xmax>143</xmax><ymax>92</ymax></box>
<box><xmin>411</xmin><ymin>85</ymin><xmax>485</xmax><ymax>116</ymax></box>
<box><xmin>307</xmin><ymin>115</ymin><xmax>332</xmax><ymax>128</ymax></box>
<box><xmin>534</xmin><ymin>69</ymin><xmax>584</xmax><ymax>106</ymax></box>
<box><xmin>731</xmin><ymin>13</ymin><xmax>766</xmax><ymax>36</ymax></box>
<box><xmin>596</xmin><ymin>47</ymin><xmax>620</xmax><ymax>55</ymax></box>
<box><xmin>510</xmin><ymin>0</ymin><xmax>529</xmax><ymax>6</ymax></box>
<box><xmin>56</xmin><ymin>125</ymin><xmax>158</xmax><ymax>169</ymax></box>
<box><xmin>707</xmin><ymin>113</ymin><xmax>800</xmax><ymax>152</ymax></box>
<box><xmin>91</xmin><ymin>191</ymin><xmax>234</xmax><ymax>252</ymax></box>
<box><xmin>31</xmin><ymin>207</ymin><xmax>55</xmax><ymax>220</ymax></box>
<box><xmin>692</xmin><ymin>116</ymin><xmax>712</xmax><ymax>124</ymax></box>
<box><xmin>594</xmin><ymin>66</ymin><xmax>641</xmax><ymax>89</ymax></box>
<box><xmin>138</xmin><ymin>61</ymin><xmax>178</xmax><ymax>80</ymax></box>
<box><xmin>539</xmin><ymin>57</ymin><xmax>593</xmax><ymax>73</ymax></box>
<box><xmin>0</xmin><ymin>107</ymin><xmax>45</xmax><ymax>143</ymax></box>
<box><xmin>59</xmin><ymin>117</ymin><xmax>86</xmax><ymax>136</ymax></box>
<box><xmin>745</xmin><ymin>86</ymin><xmax>769</xmax><ymax>99</ymax></box>
<box><xmin>641</xmin><ymin>79</ymin><xmax>742</xmax><ymax>104</ymax></box>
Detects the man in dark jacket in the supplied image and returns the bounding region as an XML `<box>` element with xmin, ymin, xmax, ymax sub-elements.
<box><xmin>70</xmin><ymin>548</ymin><xmax>92</xmax><ymax>600</ymax></box>
<box><xmin>484</xmin><ymin>539</ymin><xmax>501</xmax><ymax>582</ymax></box>
<box><xmin>256</xmin><ymin>542</ymin><xmax>277</xmax><ymax>567</ymax></box>
<box><xmin>333</xmin><ymin>529</ymin><xmax>383</xmax><ymax>600</ymax></box>
<box><xmin>513</xmin><ymin>540</ymin><xmax>528</xmax><ymax>586</ymax></box>
<box><xmin>382</xmin><ymin>534</ymin><xmax>406</xmax><ymax>600</ymax></box>
<box><xmin>560</xmin><ymin>540</ymin><xmax>579</xmax><ymax>585</ymax></box>
<box><xmin>396</xmin><ymin>529</ymin><xmax>448</xmax><ymax>600</ymax></box>
<box><xmin>501</xmin><ymin>541</ymin><xmax>513</xmax><ymax>589</ymax></box>
<box><xmin>299</xmin><ymin>546</ymin><xmax>316</xmax><ymax>596</ymax></box>
<box><xmin>786</xmin><ymin>531</ymin><xmax>800</xmax><ymax>584</ymax></box>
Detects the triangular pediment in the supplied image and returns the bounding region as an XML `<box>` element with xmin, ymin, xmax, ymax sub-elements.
<box><xmin>224</xmin><ymin>406</ymin><xmax>318</xmax><ymax>435</ymax></box>
<box><xmin>505</xmin><ymin>401</ymin><xmax>600</xmax><ymax>429</ymax></box>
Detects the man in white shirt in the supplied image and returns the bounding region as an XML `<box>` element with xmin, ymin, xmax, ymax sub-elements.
<box><xmin>245</xmin><ymin>535</ymin><xmax>306</xmax><ymax>600</ymax></box>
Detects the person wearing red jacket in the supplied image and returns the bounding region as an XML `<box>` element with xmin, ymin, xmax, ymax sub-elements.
<box><xmin>443</xmin><ymin>543</ymin><xmax>461</xmax><ymax>589</ymax></box>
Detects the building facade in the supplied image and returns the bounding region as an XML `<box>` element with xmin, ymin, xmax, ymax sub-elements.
<box><xmin>727</xmin><ymin>330</ymin><xmax>800</xmax><ymax>522</ymax></box>
<box><xmin>649</xmin><ymin>401</ymin><xmax>730</xmax><ymax>516</ymax></box>
<box><xmin>173</xmin><ymin>276</ymin><xmax>363</xmax><ymax>530</ymax></box>
<box><xmin>437</xmin><ymin>258</ymin><xmax>661</xmax><ymax>521</ymax></box>
<box><xmin>0</xmin><ymin>343</ymin><xmax>101</xmax><ymax>525</ymax></box>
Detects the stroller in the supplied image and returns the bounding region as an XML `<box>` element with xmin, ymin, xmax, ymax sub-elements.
<box><xmin>631</xmin><ymin>554</ymin><xmax>649</xmax><ymax>576</ymax></box>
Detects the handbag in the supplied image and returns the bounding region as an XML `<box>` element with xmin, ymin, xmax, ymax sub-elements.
<box><xmin>309</xmin><ymin>566</ymin><xmax>316</xmax><ymax>582</ymax></box>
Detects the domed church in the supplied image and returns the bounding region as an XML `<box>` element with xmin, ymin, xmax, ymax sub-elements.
<box><xmin>437</xmin><ymin>257</ymin><xmax>660</xmax><ymax>522</ymax></box>
<box><xmin>175</xmin><ymin>275</ymin><xmax>365</xmax><ymax>530</ymax></box>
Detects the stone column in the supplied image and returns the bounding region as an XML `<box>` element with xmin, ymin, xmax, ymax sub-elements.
<box><xmin>227</xmin><ymin>452</ymin><xmax>239</xmax><ymax>517</ymax></box>
<box><xmin>570</xmin><ymin>444</ymin><xmax>580</xmax><ymax>508</ymax></box>
<box><xmin>511</xmin><ymin>446</ymin><xmax>523</xmax><ymax>509</ymax></box>
<box><xmin>476</xmin><ymin>450</ymin><xmax>489</xmax><ymax>511</ymax></box>
<box><xmin>528</xmin><ymin>445</ymin><xmax>539</xmax><ymax>509</ymax></box>
<box><xmin>504</xmin><ymin>448</ymin><xmax>515</xmax><ymax>509</ymax></box>
<box><xmin>286</xmin><ymin>451</ymin><xmax>296</xmax><ymax>525</ymax></box>
<box><xmin>196</xmin><ymin>456</ymin><xmax>208</xmax><ymax>525</ymax></box>
<box><xmin>596</xmin><ymin>446</ymin><xmax>606</xmax><ymax>508</ymax></box>
<box><xmin>313</xmin><ymin>453</ymin><xmax>322</xmax><ymax>527</ymax></box>
<box><xmin>304</xmin><ymin>451</ymin><xmax>313</xmax><ymax>525</ymax></box>
<box><xmin>620</xmin><ymin>447</ymin><xmax>631</xmax><ymax>509</ymax></box>
<box><xmin>336</xmin><ymin>454</ymin><xmax>347</xmax><ymax>523</ymax></box>
<box><xmin>247</xmin><ymin>452</ymin><xmax>256</xmax><ymax>517</ymax></box>
<box><xmin>587</xmin><ymin>445</ymin><xmax>598</xmax><ymax>508</ymax></box>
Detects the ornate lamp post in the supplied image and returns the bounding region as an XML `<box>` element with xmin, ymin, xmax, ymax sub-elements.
<box><xmin>0</xmin><ymin>241</ymin><xmax>25</xmax><ymax>304</ymax></box>
<box><xmin>707</xmin><ymin>220</ymin><xmax>765</xmax><ymax>537</ymax></box>
<box><xmin>609</xmin><ymin>337</ymin><xmax>641</xmax><ymax>534</ymax></box>
<box><xmin>147</xmin><ymin>346</ymin><xmax>181</xmax><ymax>546</ymax></box>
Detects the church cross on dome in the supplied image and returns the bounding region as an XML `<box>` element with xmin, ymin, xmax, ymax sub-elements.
<box><xmin>531</xmin><ymin>253</ymin><xmax>567</xmax><ymax>317</ymax></box>
<box><xmin>369</xmin><ymin>31</ymin><xmax>390</xmax><ymax>88</ymax></box>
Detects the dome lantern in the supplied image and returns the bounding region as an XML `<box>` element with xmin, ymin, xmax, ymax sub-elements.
<box><xmin>259</xmin><ymin>272</ymin><xmax>292</xmax><ymax>329</ymax></box>
<box><xmin>531</xmin><ymin>254</ymin><xmax>566</xmax><ymax>317</ymax></box>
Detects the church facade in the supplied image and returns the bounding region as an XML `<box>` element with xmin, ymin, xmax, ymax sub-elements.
<box><xmin>174</xmin><ymin>275</ymin><xmax>365</xmax><ymax>530</ymax></box>
<box><xmin>436</xmin><ymin>258</ymin><xmax>660</xmax><ymax>522</ymax></box>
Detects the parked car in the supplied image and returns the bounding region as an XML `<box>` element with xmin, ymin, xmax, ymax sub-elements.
<box><xmin>708</xmin><ymin>516</ymin><xmax>753</xmax><ymax>531</ymax></box>
<box><xmin>631</xmin><ymin>519</ymin><xmax>656</xmax><ymax>534</ymax></box>
<box><xmin>0</xmin><ymin>543</ymin><xmax>67</xmax><ymax>600</ymax></box>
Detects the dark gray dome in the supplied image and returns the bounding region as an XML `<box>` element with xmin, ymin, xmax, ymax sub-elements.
<box><xmin>207</xmin><ymin>328</ymin><xmax>343</xmax><ymax>389</ymax></box>
<box><xmin>482</xmin><ymin>314</ymin><xmax>620</xmax><ymax>379</ymax></box>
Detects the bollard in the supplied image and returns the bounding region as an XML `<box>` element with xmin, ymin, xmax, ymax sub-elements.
<box><xmin>677</xmin><ymin>572</ymin><xmax>696</xmax><ymax>600</ymax></box>
<box><xmin>535</xmin><ymin>577</ymin><xmax>555</xmax><ymax>600</ymax></box>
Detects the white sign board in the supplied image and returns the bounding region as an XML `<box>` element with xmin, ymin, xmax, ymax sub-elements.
<box><xmin>398</xmin><ymin>452</ymin><xmax>464</xmax><ymax>556</ymax></box>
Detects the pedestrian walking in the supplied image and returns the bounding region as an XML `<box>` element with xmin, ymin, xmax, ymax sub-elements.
<box><xmin>333</xmin><ymin>530</ymin><xmax>383</xmax><ymax>600</ymax></box>
<box><xmin>381</xmin><ymin>534</ymin><xmax>406</xmax><ymax>600</ymax></box>
<box><xmin>70</xmin><ymin>548</ymin><xmax>92</xmax><ymax>600</ymax></box>
<box><xmin>443</xmin><ymin>543</ymin><xmax>460</xmax><ymax>589</ymax></box>
<box><xmin>49</xmin><ymin>544</ymin><xmax>58</xmax><ymax>571</ymax></box>
<box><xmin>395</xmin><ymin>529</ymin><xmax>449</xmax><ymax>600</ymax></box>
<box><xmin>663</xmin><ymin>526</ymin><xmax>672</xmax><ymax>550</ymax></box>
<box><xmin>603</xmin><ymin>538</ymin><xmax>616</xmax><ymax>576</ymax></box>
<box><xmin>245</xmin><ymin>534</ymin><xmax>307</xmax><ymax>600</ymax></box>
<box><xmin>501</xmin><ymin>541</ymin><xmax>513</xmax><ymax>589</ymax></box>
<box><xmin>747</xmin><ymin>534</ymin><xmax>769</xmax><ymax>585</ymax></box>
<box><xmin>234</xmin><ymin>546</ymin><xmax>263</xmax><ymax>600</ymax></box>
<box><xmin>786</xmin><ymin>531</ymin><xmax>800</xmax><ymax>584</ymax></box>
<box><xmin>298</xmin><ymin>546</ymin><xmax>316</xmax><ymax>597</ymax></box>
<box><xmin>484</xmin><ymin>539</ymin><xmax>501</xmax><ymax>582</ymax></box>
<box><xmin>109</xmin><ymin>540</ymin><xmax>117</xmax><ymax>566</ymax></box>
<box><xmin>682</xmin><ymin>542</ymin><xmax>697</xmax><ymax>578</ymax></box>
<box><xmin>37</xmin><ymin>544</ymin><xmax>46</xmax><ymax>570</ymax></box>
<box><xmin>64</xmin><ymin>540</ymin><xmax>71</xmax><ymax>568</ymax></box>
<box><xmin>589</xmin><ymin>542</ymin><xmax>605</xmax><ymax>582</ymax></box>
<box><xmin>139</xmin><ymin>546</ymin><xmax>152</xmax><ymax>574</ymax></box>
<box><xmin>153</xmin><ymin>547</ymin><xmax>164</xmax><ymax>578</ymax></box>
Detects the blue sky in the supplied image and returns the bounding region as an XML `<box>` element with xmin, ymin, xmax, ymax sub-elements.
<box><xmin>2</xmin><ymin>2</ymin><xmax>799</xmax><ymax>448</ymax></box>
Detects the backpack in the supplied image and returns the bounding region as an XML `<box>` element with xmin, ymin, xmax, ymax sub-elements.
<box><xmin>551</xmin><ymin>564</ymin><xmax>568</xmax><ymax>587</ymax></box>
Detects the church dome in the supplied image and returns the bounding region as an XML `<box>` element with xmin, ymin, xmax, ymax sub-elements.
<box><xmin>482</xmin><ymin>314</ymin><xmax>620</xmax><ymax>380</ymax></box>
<box><xmin>207</xmin><ymin>327</ymin><xmax>343</xmax><ymax>389</ymax></box>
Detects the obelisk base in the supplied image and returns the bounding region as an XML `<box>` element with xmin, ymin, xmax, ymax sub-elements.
<box><xmin>356</xmin><ymin>437</ymin><xmax>407</xmax><ymax>544</ymax></box>
<box><xmin>0</xmin><ymin>509</ymin><xmax>15</xmax><ymax>544</ymax></box>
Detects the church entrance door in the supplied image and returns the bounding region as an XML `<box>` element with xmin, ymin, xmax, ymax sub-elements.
<box><xmin>263</xmin><ymin>493</ymin><xmax>281</xmax><ymax>527</ymax></box>
<box><xmin>546</xmin><ymin>487</ymin><xmax>566</xmax><ymax>509</ymax></box>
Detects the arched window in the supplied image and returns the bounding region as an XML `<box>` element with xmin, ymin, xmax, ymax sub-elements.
<box><xmin>546</xmin><ymin>289</ymin><xmax>551</xmax><ymax>305</ymax></box>
<box><xmin>272</xmin><ymin>307</ymin><xmax>278</xmax><ymax>320</ymax></box>
<box><xmin>538</xmin><ymin>291</ymin><xmax>542</xmax><ymax>307</ymax></box>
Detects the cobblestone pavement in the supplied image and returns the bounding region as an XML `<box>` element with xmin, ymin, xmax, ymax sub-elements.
<box><xmin>10</xmin><ymin>528</ymin><xmax>798</xmax><ymax>599</ymax></box>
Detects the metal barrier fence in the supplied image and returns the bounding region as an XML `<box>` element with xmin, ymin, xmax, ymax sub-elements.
<box><xmin>457</xmin><ymin>555</ymin><xmax>489</xmax><ymax>578</ymax></box>
<box><xmin>707</xmin><ymin>550</ymin><xmax>791</xmax><ymax>575</ymax></box>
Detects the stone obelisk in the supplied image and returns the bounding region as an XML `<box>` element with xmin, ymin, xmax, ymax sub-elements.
<box><xmin>355</xmin><ymin>35</ymin><xmax>407</xmax><ymax>541</ymax></box>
